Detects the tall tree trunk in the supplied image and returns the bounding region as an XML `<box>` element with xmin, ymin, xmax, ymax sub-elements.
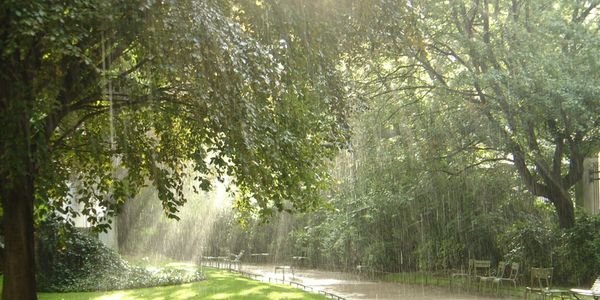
<box><xmin>1</xmin><ymin>86</ymin><xmax>38</xmax><ymax>299</ymax></box>
<box><xmin>551</xmin><ymin>196</ymin><xmax>575</xmax><ymax>228</ymax></box>
<box><xmin>511</xmin><ymin>148</ymin><xmax>577</xmax><ymax>229</ymax></box>
<box><xmin>549</xmin><ymin>188</ymin><xmax>575</xmax><ymax>229</ymax></box>
<box><xmin>1</xmin><ymin>173</ymin><xmax>37</xmax><ymax>300</ymax></box>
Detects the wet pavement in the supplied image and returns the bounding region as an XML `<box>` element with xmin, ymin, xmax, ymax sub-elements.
<box><xmin>240</xmin><ymin>264</ymin><xmax>520</xmax><ymax>300</ymax></box>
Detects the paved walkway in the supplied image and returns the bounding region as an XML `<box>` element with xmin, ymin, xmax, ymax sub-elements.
<box><xmin>241</xmin><ymin>264</ymin><xmax>521</xmax><ymax>300</ymax></box>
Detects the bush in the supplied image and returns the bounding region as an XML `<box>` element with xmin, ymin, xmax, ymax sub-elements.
<box><xmin>498</xmin><ymin>212</ymin><xmax>600</xmax><ymax>286</ymax></box>
<box><xmin>36</xmin><ymin>220</ymin><xmax>203</xmax><ymax>292</ymax></box>
<box><xmin>555</xmin><ymin>213</ymin><xmax>600</xmax><ymax>285</ymax></box>
<box><xmin>497</xmin><ymin>218</ymin><xmax>558</xmax><ymax>271</ymax></box>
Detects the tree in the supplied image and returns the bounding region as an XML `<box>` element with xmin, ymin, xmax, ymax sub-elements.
<box><xmin>359</xmin><ymin>0</ymin><xmax>600</xmax><ymax>228</ymax></box>
<box><xmin>0</xmin><ymin>1</ymin><xmax>347</xmax><ymax>298</ymax></box>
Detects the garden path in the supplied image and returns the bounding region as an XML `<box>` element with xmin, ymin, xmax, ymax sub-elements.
<box><xmin>240</xmin><ymin>264</ymin><xmax>521</xmax><ymax>300</ymax></box>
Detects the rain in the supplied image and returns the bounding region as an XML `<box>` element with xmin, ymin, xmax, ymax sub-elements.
<box><xmin>1</xmin><ymin>1</ymin><xmax>600</xmax><ymax>300</ymax></box>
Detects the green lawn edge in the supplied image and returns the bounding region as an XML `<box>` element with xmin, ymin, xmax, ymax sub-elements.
<box><xmin>1</xmin><ymin>268</ymin><xmax>328</xmax><ymax>300</ymax></box>
<box><xmin>382</xmin><ymin>272</ymin><xmax>524</xmax><ymax>298</ymax></box>
<box><xmin>381</xmin><ymin>272</ymin><xmax>589</xmax><ymax>299</ymax></box>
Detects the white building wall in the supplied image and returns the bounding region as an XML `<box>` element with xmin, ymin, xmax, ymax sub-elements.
<box><xmin>98</xmin><ymin>220</ymin><xmax>119</xmax><ymax>250</ymax></box>
<box><xmin>68</xmin><ymin>179</ymin><xmax>119</xmax><ymax>251</ymax></box>
<box><xmin>582</xmin><ymin>153</ymin><xmax>600</xmax><ymax>214</ymax></box>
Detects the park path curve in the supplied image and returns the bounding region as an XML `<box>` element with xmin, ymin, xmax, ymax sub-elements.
<box><xmin>240</xmin><ymin>264</ymin><xmax>520</xmax><ymax>300</ymax></box>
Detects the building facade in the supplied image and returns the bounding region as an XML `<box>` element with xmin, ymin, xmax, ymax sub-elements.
<box><xmin>582</xmin><ymin>153</ymin><xmax>600</xmax><ymax>214</ymax></box>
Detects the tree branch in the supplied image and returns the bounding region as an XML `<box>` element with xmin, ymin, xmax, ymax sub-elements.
<box><xmin>574</xmin><ymin>1</ymin><xmax>599</xmax><ymax>23</ymax></box>
<box><xmin>50</xmin><ymin>108</ymin><xmax>109</xmax><ymax>148</ymax></box>
<box><xmin>432</xmin><ymin>157</ymin><xmax>514</xmax><ymax>176</ymax></box>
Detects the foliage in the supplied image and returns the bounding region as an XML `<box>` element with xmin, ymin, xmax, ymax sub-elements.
<box><xmin>36</xmin><ymin>220</ymin><xmax>203</xmax><ymax>292</ymax></box>
<box><xmin>498</xmin><ymin>211</ymin><xmax>600</xmax><ymax>285</ymax></box>
<box><xmin>0</xmin><ymin>0</ymin><xmax>349</xmax><ymax>232</ymax></box>
<box><xmin>555</xmin><ymin>212</ymin><xmax>600</xmax><ymax>285</ymax></box>
<box><xmin>498</xmin><ymin>218</ymin><xmax>558</xmax><ymax>272</ymax></box>
<box><xmin>350</xmin><ymin>0</ymin><xmax>600</xmax><ymax>228</ymax></box>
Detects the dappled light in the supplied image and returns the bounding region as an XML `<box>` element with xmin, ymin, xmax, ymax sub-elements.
<box><xmin>33</xmin><ymin>269</ymin><xmax>325</xmax><ymax>300</ymax></box>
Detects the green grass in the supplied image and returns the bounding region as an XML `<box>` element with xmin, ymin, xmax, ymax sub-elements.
<box><xmin>1</xmin><ymin>268</ymin><xmax>327</xmax><ymax>300</ymax></box>
<box><xmin>382</xmin><ymin>272</ymin><xmax>526</xmax><ymax>298</ymax></box>
<box><xmin>383</xmin><ymin>272</ymin><xmax>596</xmax><ymax>299</ymax></box>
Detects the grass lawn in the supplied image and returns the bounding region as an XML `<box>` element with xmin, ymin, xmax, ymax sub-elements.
<box><xmin>383</xmin><ymin>272</ymin><xmax>592</xmax><ymax>299</ymax></box>
<box><xmin>383</xmin><ymin>272</ymin><xmax>525</xmax><ymax>298</ymax></box>
<box><xmin>1</xmin><ymin>268</ymin><xmax>327</xmax><ymax>300</ymax></box>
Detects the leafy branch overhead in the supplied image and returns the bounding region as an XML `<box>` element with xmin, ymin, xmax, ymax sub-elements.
<box><xmin>1</xmin><ymin>0</ymin><xmax>349</xmax><ymax>230</ymax></box>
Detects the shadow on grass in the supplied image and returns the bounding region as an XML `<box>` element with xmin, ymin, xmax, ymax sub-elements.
<box><xmin>24</xmin><ymin>268</ymin><xmax>327</xmax><ymax>300</ymax></box>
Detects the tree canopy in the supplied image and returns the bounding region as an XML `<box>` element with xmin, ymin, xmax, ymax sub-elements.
<box><xmin>0</xmin><ymin>0</ymin><xmax>348</xmax><ymax>298</ymax></box>
<box><xmin>352</xmin><ymin>0</ymin><xmax>600</xmax><ymax>228</ymax></box>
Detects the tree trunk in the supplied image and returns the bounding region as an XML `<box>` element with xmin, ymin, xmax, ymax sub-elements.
<box><xmin>549</xmin><ymin>188</ymin><xmax>575</xmax><ymax>229</ymax></box>
<box><xmin>512</xmin><ymin>145</ymin><xmax>577</xmax><ymax>229</ymax></box>
<box><xmin>0</xmin><ymin>28</ymin><xmax>41</xmax><ymax>299</ymax></box>
<box><xmin>0</xmin><ymin>98</ymin><xmax>39</xmax><ymax>299</ymax></box>
<box><xmin>1</xmin><ymin>173</ymin><xmax>38</xmax><ymax>300</ymax></box>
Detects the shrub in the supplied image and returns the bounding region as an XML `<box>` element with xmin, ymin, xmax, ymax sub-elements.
<box><xmin>497</xmin><ymin>218</ymin><xmax>558</xmax><ymax>270</ymax></box>
<box><xmin>36</xmin><ymin>219</ymin><xmax>203</xmax><ymax>292</ymax></box>
<box><xmin>555</xmin><ymin>212</ymin><xmax>600</xmax><ymax>285</ymax></box>
<box><xmin>498</xmin><ymin>212</ymin><xmax>600</xmax><ymax>286</ymax></box>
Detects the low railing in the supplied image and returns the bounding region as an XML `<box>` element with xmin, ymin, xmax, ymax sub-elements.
<box><xmin>200</xmin><ymin>261</ymin><xmax>346</xmax><ymax>300</ymax></box>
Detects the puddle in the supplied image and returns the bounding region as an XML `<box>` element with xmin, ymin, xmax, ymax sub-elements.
<box><xmin>240</xmin><ymin>264</ymin><xmax>520</xmax><ymax>300</ymax></box>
